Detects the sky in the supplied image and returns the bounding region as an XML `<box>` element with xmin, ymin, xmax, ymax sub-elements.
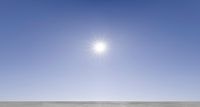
<box><xmin>0</xmin><ymin>0</ymin><xmax>200</xmax><ymax>101</ymax></box>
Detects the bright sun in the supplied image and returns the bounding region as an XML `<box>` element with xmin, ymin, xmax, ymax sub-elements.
<box><xmin>93</xmin><ymin>41</ymin><xmax>107</xmax><ymax>54</ymax></box>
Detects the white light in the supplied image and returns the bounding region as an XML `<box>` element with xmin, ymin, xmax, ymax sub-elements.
<box><xmin>93</xmin><ymin>41</ymin><xmax>107</xmax><ymax>54</ymax></box>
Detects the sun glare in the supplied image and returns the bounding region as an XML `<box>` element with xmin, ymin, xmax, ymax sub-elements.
<box><xmin>93</xmin><ymin>41</ymin><xmax>107</xmax><ymax>54</ymax></box>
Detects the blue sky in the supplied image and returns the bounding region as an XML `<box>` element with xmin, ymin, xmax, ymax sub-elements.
<box><xmin>0</xmin><ymin>0</ymin><xmax>200</xmax><ymax>101</ymax></box>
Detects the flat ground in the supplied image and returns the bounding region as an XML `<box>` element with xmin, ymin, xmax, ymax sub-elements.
<box><xmin>0</xmin><ymin>102</ymin><xmax>199</xmax><ymax>107</ymax></box>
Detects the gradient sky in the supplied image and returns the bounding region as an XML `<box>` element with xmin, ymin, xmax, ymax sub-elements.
<box><xmin>0</xmin><ymin>0</ymin><xmax>200</xmax><ymax>101</ymax></box>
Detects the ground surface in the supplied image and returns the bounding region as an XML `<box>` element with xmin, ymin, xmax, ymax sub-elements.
<box><xmin>0</xmin><ymin>102</ymin><xmax>199</xmax><ymax>107</ymax></box>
